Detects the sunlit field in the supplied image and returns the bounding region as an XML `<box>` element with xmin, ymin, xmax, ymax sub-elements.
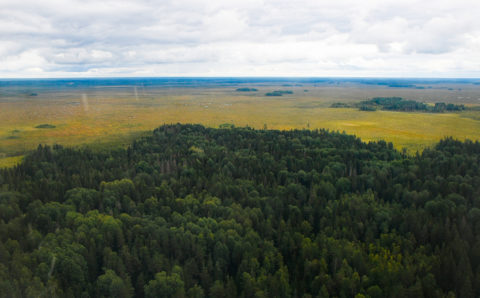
<box><xmin>1</xmin><ymin>78</ymin><xmax>480</xmax><ymax>167</ymax></box>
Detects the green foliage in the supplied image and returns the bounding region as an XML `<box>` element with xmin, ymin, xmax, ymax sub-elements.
<box><xmin>265</xmin><ymin>90</ymin><xmax>293</xmax><ymax>96</ymax></box>
<box><xmin>97</xmin><ymin>269</ymin><xmax>133</xmax><ymax>298</ymax></box>
<box><xmin>144</xmin><ymin>270</ymin><xmax>185</xmax><ymax>298</ymax></box>
<box><xmin>0</xmin><ymin>124</ymin><xmax>479</xmax><ymax>297</ymax></box>
<box><xmin>359</xmin><ymin>105</ymin><xmax>377</xmax><ymax>111</ymax></box>
<box><xmin>235</xmin><ymin>88</ymin><xmax>258</xmax><ymax>92</ymax></box>
<box><xmin>332</xmin><ymin>97</ymin><xmax>466</xmax><ymax>113</ymax></box>
<box><xmin>35</xmin><ymin>124</ymin><xmax>56</xmax><ymax>129</ymax></box>
<box><xmin>219</xmin><ymin>123</ymin><xmax>235</xmax><ymax>129</ymax></box>
<box><xmin>330</xmin><ymin>102</ymin><xmax>352</xmax><ymax>108</ymax></box>
<box><xmin>363</xmin><ymin>97</ymin><xmax>465</xmax><ymax>113</ymax></box>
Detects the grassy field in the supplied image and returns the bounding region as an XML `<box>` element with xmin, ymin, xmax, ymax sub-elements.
<box><xmin>1</xmin><ymin>81</ymin><xmax>480</xmax><ymax>167</ymax></box>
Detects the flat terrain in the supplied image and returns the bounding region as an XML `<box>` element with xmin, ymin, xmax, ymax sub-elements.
<box><xmin>1</xmin><ymin>78</ymin><xmax>480</xmax><ymax>167</ymax></box>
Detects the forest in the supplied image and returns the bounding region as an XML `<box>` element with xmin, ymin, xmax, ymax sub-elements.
<box><xmin>235</xmin><ymin>88</ymin><xmax>258</xmax><ymax>92</ymax></box>
<box><xmin>331</xmin><ymin>97</ymin><xmax>465</xmax><ymax>113</ymax></box>
<box><xmin>0</xmin><ymin>124</ymin><xmax>479</xmax><ymax>297</ymax></box>
<box><xmin>265</xmin><ymin>90</ymin><xmax>294</xmax><ymax>96</ymax></box>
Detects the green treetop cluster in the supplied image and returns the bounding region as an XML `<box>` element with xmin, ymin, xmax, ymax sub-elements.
<box><xmin>331</xmin><ymin>97</ymin><xmax>466</xmax><ymax>113</ymax></box>
<box><xmin>0</xmin><ymin>124</ymin><xmax>479</xmax><ymax>297</ymax></box>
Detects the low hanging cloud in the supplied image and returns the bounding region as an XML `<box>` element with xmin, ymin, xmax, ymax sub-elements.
<box><xmin>0</xmin><ymin>0</ymin><xmax>479</xmax><ymax>77</ymax></box>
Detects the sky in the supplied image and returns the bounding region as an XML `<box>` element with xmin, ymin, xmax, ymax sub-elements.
<box><xmin>0</xmin><ymin>0</ymin><xmax>479</xmax><ymax>78</ymax></box>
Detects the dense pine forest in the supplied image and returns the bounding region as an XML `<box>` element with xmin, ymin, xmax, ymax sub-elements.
<box><xmin>1</xmin><ymin>124</ymin><xmax>480</xmax><ymax>297</ymax></box>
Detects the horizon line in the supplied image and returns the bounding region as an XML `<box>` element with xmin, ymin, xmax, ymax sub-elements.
<box><xmin>1</xmin><ymin>76</ymin><xmax>480</xmax><ymax>80</ymax></box>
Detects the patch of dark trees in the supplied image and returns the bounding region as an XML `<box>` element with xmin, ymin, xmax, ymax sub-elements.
<box><xmin>1</xmin><ymin>124</ymin><xmax>479</xmax><ymax>297</ymax></box>
<box><xmin>331</xmin><ymin>97</ymin><xmax>466</xmax><ymax>113</ymax></box>
<box><xmin>235</xmin><ymin>88</ymin><xmax>258</xmax><ymax>92</ymax></box>
<box><xmin>265</xmin><ymin>90</ymin><xmax>294</xmax><ymax>96</ymax></box>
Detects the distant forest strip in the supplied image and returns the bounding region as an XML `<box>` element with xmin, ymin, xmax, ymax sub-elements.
<box><xmin>331</xmin><ymin>97</ymin><xmax>466</xmax><ymax>112</ymax></box>
<box><xmin>235</xmin><ymin>88</ymin><xmax>258</xmax><ymax>92</ymax></box>
<box><xmin>1</xmin><ymin>124</ymin><xmax>480</xmax><ymax>297</ymax></box>
<box><xmin>35</xmin><ymin>124</ymin><xmax>56</xmax><ymax>129</ymax></box>
<box><xmin>265</xmin><ymin>90</ymin><xmax>294</xmax><ymax>96</ymax></box>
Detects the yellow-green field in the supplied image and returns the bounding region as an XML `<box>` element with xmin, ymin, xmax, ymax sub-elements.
<box><xmin>1</xmin><ymin>83</ymin><xmax>480</xmax><ymax>167</ymax></box>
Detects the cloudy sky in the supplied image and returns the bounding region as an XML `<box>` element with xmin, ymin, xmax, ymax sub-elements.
<box><xmin>1</xmin><ymin>0</ymin><xmax>479</xmax><ymax>78</ymax></box>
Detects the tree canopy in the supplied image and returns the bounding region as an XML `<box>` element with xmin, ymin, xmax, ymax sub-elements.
<box><xmin>0</xmin><ymin>124</ymin><xmax>479</xmax><ymax>297</ymax></box>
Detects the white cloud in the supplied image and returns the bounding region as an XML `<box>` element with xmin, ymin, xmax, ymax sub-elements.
<box><xmin>0</xmin><ymin>0</ymin><xmax>479</xmax><ymax>77</ymax></box>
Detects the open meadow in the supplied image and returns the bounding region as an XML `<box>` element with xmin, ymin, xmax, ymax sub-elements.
<box><xmin>1</xmin><ymin>78</ymin><xmax>480</xmax><ymax>167</ymax></box>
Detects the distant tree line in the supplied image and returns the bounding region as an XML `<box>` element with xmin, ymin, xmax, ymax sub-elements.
<box><xmin>0</xmin><ymin>124</ymin><xmax>479</xmax><ymax>297</ymax></box>
<box><xmin>331</xmin><ymin>97</ymin><xmax>466</xmax><ymax>113</ymax></box>
<box><xmin>265</xmin><ymin>90</ymin><xmax>293</xmax><ymax>96</ymax></box>
<box><xmin>35</xmin><ymin>124</ymin><xmax>56</xmax><ymax>129</ymax></box>
<box><xmin>235</xmin><ymin>88</ymin><xmax>258</xmax><ymax>92</ymax></box>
